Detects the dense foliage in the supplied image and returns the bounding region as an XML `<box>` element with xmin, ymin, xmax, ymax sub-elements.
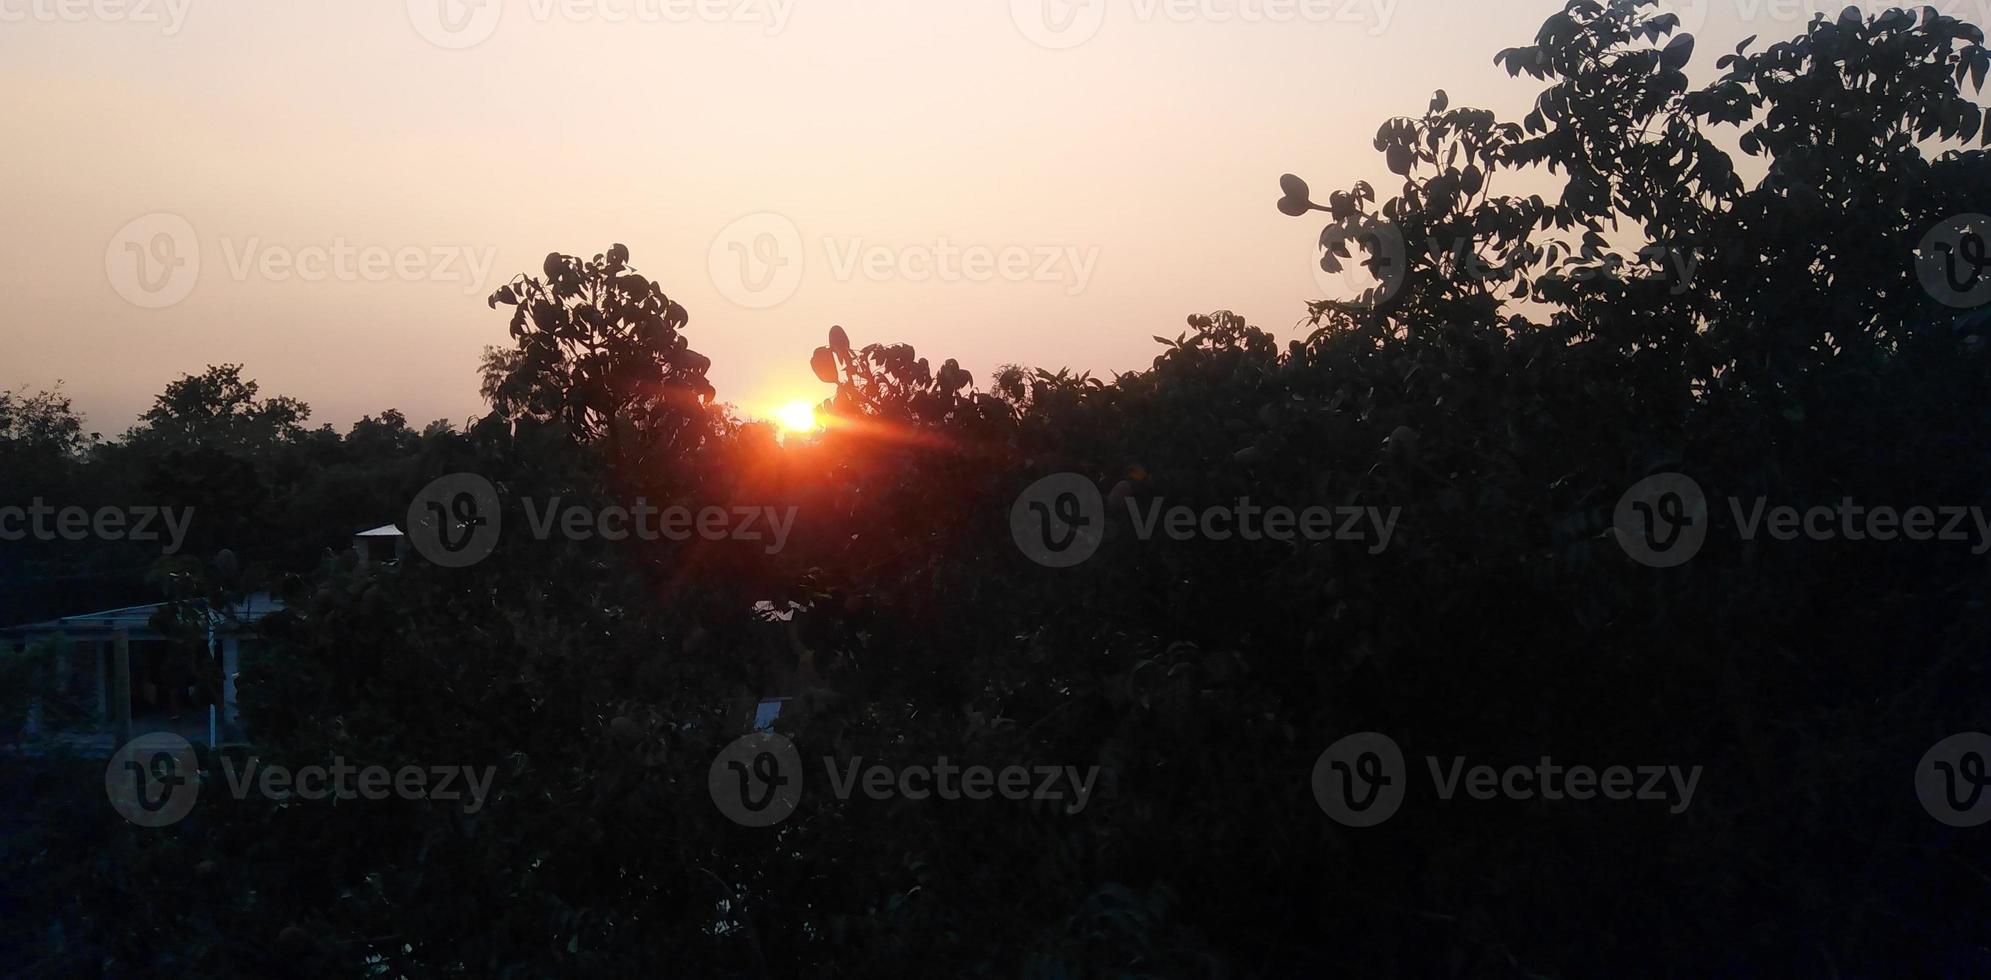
<box><xmin>6</xmin><ymin>1</ymin><xmax>1991</xmax><ymax>975</ymax></box>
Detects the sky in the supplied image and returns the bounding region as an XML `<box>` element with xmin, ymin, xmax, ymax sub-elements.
<box><xmin>3</xmin><ymin>0</ymin><xmax>1979</xmax><ymax>435</ymax></box>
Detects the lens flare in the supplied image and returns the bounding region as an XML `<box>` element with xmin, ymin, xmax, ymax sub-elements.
<box><xmin>772</xmin><ymin>400</ymin><xmax>820</xmax><ymax>434</ymax></box>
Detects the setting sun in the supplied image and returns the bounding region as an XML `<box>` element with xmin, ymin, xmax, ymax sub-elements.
<box><xmin>771</xmin><ymin>400</ymin><xmax>821</xmax><ymax>435</ymax></box>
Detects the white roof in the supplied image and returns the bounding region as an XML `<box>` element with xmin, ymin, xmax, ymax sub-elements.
<box><xmin>355</xmin><ymin>524</ymin><xmax>404</xmax><ymax>537</ymax></box>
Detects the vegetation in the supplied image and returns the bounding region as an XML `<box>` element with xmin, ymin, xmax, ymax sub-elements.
<box><xmin>5</xmin><ymin>1</ymin><xmax>1991</xmax><ymax>974</ymax></box>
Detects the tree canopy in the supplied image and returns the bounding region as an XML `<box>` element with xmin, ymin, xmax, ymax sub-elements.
<box><xmin>5</xmin><ymin>2</ymin><xmax>1991</xmax><ymax>975</ymax></box>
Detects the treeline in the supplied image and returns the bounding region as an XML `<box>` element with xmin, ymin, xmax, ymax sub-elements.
<box><xmin>8</xmin><ymin>1</ymin><xmax>1991</xmax><ymax>975</ymax></box>
<box><xmin>0</xmin><ymin>367</ymin><xmax>472</xmax><ymax>626</ymax></box>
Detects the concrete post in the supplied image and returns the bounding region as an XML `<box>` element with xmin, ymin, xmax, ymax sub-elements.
<box><xmin>221</xmin><ymin>636</ymin><xmax>241</xmax><ymax>733</ymax></box>
<box><xmin>96</xmin><ymin>639</ymin><xmax>109</xmax><ymax>722</ymax></box>
<box><xmin>112</xmin><ymin>630</ymin><xmax>131</xmax><ymax>745</ymax></box>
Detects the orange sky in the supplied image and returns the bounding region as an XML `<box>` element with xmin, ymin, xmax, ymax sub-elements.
<box><xmin>0</xmin><ymin>0</ymin><xmax>1933</xmax><ymax>433</ymax></box>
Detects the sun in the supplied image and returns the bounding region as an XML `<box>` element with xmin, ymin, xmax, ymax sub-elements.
<box><xmin>771</xmin><ymin>400</ymin><xmax>821</xmax><ymax>435</ymax></box>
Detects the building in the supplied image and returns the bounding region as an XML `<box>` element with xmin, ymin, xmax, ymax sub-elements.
<box><xmin>2</xmin><ymin>593</ymin><xmax>284</xmax><ymax>751</ymax></box>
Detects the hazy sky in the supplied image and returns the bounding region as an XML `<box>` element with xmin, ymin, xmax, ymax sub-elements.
<box><xmin>1</xmin><ymin>0</ymin><xmax>1964</xmax><ymax>434</ymax></box>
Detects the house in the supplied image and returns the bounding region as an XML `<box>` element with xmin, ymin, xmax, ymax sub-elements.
<box><xmin>353</xmin><ymin>523</ymin><xmax>409</xmax><ymax>565</ymax></box>
<box><xmin>2</xmin><ymin>593</ymin><xmax>284</xmax><ymax>750</ymax></box>
<box><xmin>3</xmin><ymin>525</ymin><xmax>400</xmax><ymax>751</ymax></box>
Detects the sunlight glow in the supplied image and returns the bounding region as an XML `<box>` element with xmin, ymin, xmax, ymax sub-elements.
<box><xmin>772</xmin><ymin>400</ymin><xmax>821</xmax><ymax>435</ymax></box>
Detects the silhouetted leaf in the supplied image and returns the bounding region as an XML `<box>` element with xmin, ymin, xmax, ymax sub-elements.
<box><xmin>1386</xmin><ymin>144</ymin><xmax>1413</xmax><ymax>176</ymax></box>
<box><xmin>1660</xmin><ymin>33</ymin><xmax>1695</xmax><ymax>71</ymax></box>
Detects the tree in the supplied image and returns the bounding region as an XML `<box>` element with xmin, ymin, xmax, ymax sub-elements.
<box><xmin>11</xmin><ymin>3</ymin><xmax>1991</xmax><ymax>976</ymax></box>
<box><xmin>482</xmin><ymin>245</ymin><xmax>717</xmax><ymax>475</ymax></box>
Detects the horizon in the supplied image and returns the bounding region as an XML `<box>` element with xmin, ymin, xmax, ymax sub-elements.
<box><xmin>0</xmin><ymin>0</ymin><xmax>1863</xmax><ymax>433</ymax></box>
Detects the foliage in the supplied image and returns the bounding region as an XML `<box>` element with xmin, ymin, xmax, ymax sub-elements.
<box><xmin>7</xmin><ymin>2</ymin><xmax>1991</xmax><ymax>976</ymax></box>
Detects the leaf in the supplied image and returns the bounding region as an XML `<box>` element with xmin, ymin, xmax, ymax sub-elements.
<box><xmin>811</xmin><ymin>347</ymin><xmax>838</xmax><ymax>385</ymax></box>
<box><xmin>828</xmin><ymin>324</ymin><xmax>851</xmax><ymax>355</ymax></box>
<box><xmin>1429</xmin><ymin>89</ymin><xmax>1448</xmax><ymax>113</ymax></box>
<box><xmin>1278</xmin><ymin>174</ymin><xmax>1314</xmax><ymax>216</ymax></box>
<box><xmin>1386</xmin><ymin>143</ymin><xmax>1413</xmax><ymax>176</ymax></box>
<box><xmin>1660</xmin><ymin>33</ymin><xmax>1695</xmax><ymax>72</ymax></box>
<box><xmin>1461</xmin><ymin>164</ymin><xmax>1484</xmax><ymax>195</ymax></box>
